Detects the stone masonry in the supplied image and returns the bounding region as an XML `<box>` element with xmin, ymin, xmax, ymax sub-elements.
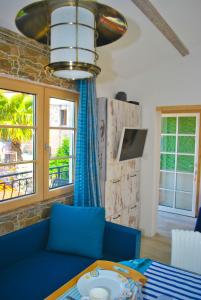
<box><xmin>0</xmin><ymin>195</ymin><xmax>73</xmax><ymax>236</ymax></box>
<box><xmin>0</xmin><ymin>27</ymin><xmax>76</xmax><ymax>235</ymax></box>
<box><xmin>0</xmin><ymin>27</ymin><xmax>75</xmax><ymax>89</ymax></box>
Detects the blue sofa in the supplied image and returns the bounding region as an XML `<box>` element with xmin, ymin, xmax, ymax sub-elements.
<box><xmin>0</xmin><ymin>219</ymin><xmax>141</xmax><ymax>300</ymax></box>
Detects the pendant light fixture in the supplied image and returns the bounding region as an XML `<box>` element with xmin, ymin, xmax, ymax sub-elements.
<box><xmin>15</xmin><ymin>0</ymin><xmax>127</xmax><ymax>80</ymax></box>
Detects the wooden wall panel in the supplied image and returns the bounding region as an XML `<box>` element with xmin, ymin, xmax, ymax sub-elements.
<box><xmin>97</xmin><ymin>98</ymin><xmax>141</xmax><ymax>229</ymax></box>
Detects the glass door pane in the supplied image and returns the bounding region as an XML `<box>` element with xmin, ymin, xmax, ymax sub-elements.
<box><xmin>160</xmin><ymin>172</ymin><xmax>175</xmax><ymax>189</ymax></box>
<box><xmin>0</xmin><ymin>89</ymin><xmax>36</xmax><ymax>202</ymax></box>
<box><xmin>159</xmin><ymin>190</ymin><xmax>174</xmax><ymax>207</ymax></box>
<box><xmin>175</xmin><ymin>192</ymin><xmax>192</xmax><ymax>211</ymax></box>
<box><xmin>48</xmin><ymin>97</ymin><xmax>75</xmax><ymax>190</ymax></box>
<box><xmin>159</xmin><ymin>114</ymin><xmax>199</xmax><ymax>216</ymax></box>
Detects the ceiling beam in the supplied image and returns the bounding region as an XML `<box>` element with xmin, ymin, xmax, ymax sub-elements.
<box><xmin>131</xmin><ymin>0</ymin><xmax>189</xmax><ymax>56</ymax></box>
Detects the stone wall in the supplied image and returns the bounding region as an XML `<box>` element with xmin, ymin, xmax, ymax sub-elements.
<box><xmin>0</xmin><ymin>195</ymin><xmax>73</xmax><ymax>236</ymax></box>
<box><xmin>0</xmin><ymin>27</ymin><xmax>76</xmax><ymax>236</ymax></box>
<box><xmin>0</xmin><ymin>27</ymin><xmax>75</xmax><ymax>89</ymax></box>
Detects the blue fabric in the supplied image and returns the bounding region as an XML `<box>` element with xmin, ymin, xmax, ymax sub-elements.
<box><xmin>74</xmin><ymin>79</ymin><xmax>101</xmax><ymax>207</ymax></box>
<box><xmin>0</xmin><ymin>219</ymin><xmax>141</xmax><ymax>300</ymax></box>
<box><xmin>120</xmin><ymin>258</ymin><xmax>152</xmax><ymax>274</ymax></box>
<box><xmin>0</xmin><ymin>250</ymin><xmax>95</xmax><ymax>300</ymax></box>
<box><xmin>47</xmin><ymin>204</ymin><xmax>105</xmax><ymax>259</ymax></box>
<box><xmin>103</xmin><ymin>221</ymin><xmax>141</xmax><ymax>261</ymax></box>
<box><xmin>195</xmin><ymin>207</ymin><xmax>201</xmax><ymax>233</ymax></box>
<box><xmin>143</xmin><ymin>261</ymin><xmax>201</xmax><ymax>299</ymax></box>
<box><xmin>0</xmin><ymin>219</ymin><xmax>49</xmax><ymax>270</ymax></box>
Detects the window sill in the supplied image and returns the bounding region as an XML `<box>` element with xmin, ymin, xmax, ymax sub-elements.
<box><xmin>0</xmin><ymin>185</ymin><xmax>74</xmax><ymax>215</ymax></box>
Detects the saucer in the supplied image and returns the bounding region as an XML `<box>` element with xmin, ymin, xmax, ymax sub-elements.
<box><xmin>77</xmin><ymin>269</ymin><xmax>130</xmax><ymax>299</ymax></box>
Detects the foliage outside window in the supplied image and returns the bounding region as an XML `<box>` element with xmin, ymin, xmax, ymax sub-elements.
<box><xmin>0</xmin><ymin>80</ymin><xmax>77</xmax><ymax>207</ymax></box>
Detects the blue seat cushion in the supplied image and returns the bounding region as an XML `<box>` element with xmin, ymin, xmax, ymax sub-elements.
<box><xmin>47</xmin><ymin>204</ymin><xmax>105</xmax><ymax>259</ymax></box>
<box><xmin>0</xmin><ymin>250</ymin><xmax>95</xmax><ymax>300</ymax></box>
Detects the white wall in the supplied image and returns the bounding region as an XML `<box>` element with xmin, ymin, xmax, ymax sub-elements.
<box><xmin>97</xmin><ymin>43</ymin><xmax>201</xmax><ymax>236</ymax></box>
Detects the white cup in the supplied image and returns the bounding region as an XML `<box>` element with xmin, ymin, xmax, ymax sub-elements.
<box><xmin>81</xmin><ymin>287</ymin><xmax>109</xmax><ymax>300</ymax></box>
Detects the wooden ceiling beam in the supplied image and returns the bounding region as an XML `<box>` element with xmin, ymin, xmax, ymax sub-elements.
<box><xmin>131</xmin><ymin>0</ymin><xmax>189</xmax><ymax>56</ymax></box>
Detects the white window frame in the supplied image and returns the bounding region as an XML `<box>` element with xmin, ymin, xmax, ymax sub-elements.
<box><xmin>158</xmin><ymin>113</ymin><xmax>200</xmax><ymax>217</ymax></box>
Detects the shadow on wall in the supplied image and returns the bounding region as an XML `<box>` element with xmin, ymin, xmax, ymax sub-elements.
<box><xmin>97</xmin><ymin>18</ymin><xmax>141</xmax><ymax>84</ymax></box>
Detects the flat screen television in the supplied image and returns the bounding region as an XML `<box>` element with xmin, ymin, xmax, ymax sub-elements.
<box><xmin>117</xmin><ymin>128</ymin><xmax>148</xmax><ymax>162</ymax></box>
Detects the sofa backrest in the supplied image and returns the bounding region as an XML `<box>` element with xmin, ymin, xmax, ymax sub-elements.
<box><xmin>0</xmin><ymin>220</ymin><xmax>49</xmax><ymax>269</ymax></box>
<box><xmin>0</xmin><ymin>219</ymin><xmax>141</xmax><ymax>269</ymax></box>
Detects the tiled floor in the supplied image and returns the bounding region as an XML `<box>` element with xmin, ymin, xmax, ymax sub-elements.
<box><xmin>140</xmin><ymin>210</ymin><xmax>196</xmax><ymax>264</ymax></box>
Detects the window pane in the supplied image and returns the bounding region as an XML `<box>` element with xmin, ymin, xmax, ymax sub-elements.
<box><xmin>160</xmin><ymin>135</ymin><xmax>176</xmax><ymax>152</ymax></box>
<box><xmin>49</xmin><ymin>130</ymin><xmax>74</xmax><ymax>158</ymax></box>
<box><xmin>177</xmin><ymin>155</ymin><xmax>194</xmax><ymax>173</ymax></box>
<box><xmin>159</xmin><ymin>189</ymin><xmax>174</xmax><ymax>207</ymax></box>
<box><xmin>160</xmin><ymin>154</ymin><xmax>175</xmax><ymax>171</ymax></box>
<box><xmin>178</xmin><ymin>136</ymin><xmax>195</xmax><ymax>154</ymax></box>
<box><xmin>0</xmin><ymin>128</ymin><xmax>34</xmax><ymax>163</ymax></box>
<box><xmin>176</xmin><ymin>173</ymin><xmax>193</xmax><ymax>192</ymax></box>
<box><xmin>0</xmin><ymin>89</ymin><xmax>35</xmax><ymax>126</ymax></box>
<box><xmin>161</xmin><ymin>117</ymin><xmax>176</xmax><ymax>134</ymax></box>
<box><xmin>50</xmin><ymin>98</ymin><xmax>74</xmax><ymax>127</ymax></box>
<box><xmin>0</xmin><ymin>163</ymin><xmax>35</xmax><ymax>201</ymax></box>
<box><xmin>49</xmin><ymin>158</ymin><xmax>73</xmax><ymax>189</ymax></box>
<box><xmin>178</xmin><ymin>117</ymin><xmax>196</xmax><ymax>134</ymax></box>
<box><xmin>160</xmin><ymin>172</ymin><xmax>175</xmax><ymax>189</ymax></box>
<box><xmin>175</xmin><ymin>192</ymin><xmax>192</xmax><ymax>211</ymax></box>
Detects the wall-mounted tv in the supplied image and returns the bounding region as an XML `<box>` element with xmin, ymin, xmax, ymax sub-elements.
<box><xmin>117</xmin><ymin>128</ymin><xmax>148</xmax><ymax>162</ymax></box>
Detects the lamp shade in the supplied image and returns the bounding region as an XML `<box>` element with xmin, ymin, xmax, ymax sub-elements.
<box><xmin>16</xmin><ymin>0</ymin><xmax>128</xmax><ymax>80</ymax></box>
<box><xmin>50</xmin><ymin>5</ymin><xmax>98</xmax><ymax>79</ymax></box>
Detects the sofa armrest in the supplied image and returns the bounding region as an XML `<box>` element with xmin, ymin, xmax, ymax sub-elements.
<box><xmin>0</xmin><ymin>219</ymin><xmax>49</xmax><ymax>269</ymax></box>
<box><xmin>103</xmin><ymin>221</ymin><xmax>141</xmax><ymax>262</ymax></box>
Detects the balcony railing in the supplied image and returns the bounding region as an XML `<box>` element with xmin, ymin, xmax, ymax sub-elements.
<box><xmin>0</xmin><ymin>165</ymin><xmax>69</xmax><ymax>202</ymax></box>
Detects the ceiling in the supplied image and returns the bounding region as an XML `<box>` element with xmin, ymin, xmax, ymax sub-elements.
<box><xmin>0</xmin><ymin>0</ymin><xmax>201</xmax><ymax>82</ymax></box>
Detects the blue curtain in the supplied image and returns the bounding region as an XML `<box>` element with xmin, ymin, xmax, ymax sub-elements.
<box><xmin>74</xmin><ymin>79</ymin><xmax>102</xmax><ymax>207</ymax></box>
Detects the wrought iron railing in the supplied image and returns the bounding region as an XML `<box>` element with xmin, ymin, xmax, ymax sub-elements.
<box><xmin>0</xmin><ymin>165</ymin><xmax>69</xmax><ymax>202</ymax></box>
<box><xmin>49</xmin><ymin>165</ymin><xmax>69</xmax><ymax>189</ymax></box>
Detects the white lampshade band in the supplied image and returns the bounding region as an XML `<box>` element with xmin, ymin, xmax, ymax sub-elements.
<box><xmin>50</xmin><ymin>6</ymin><xmax>97</xmax><ymax>76</ymax></box>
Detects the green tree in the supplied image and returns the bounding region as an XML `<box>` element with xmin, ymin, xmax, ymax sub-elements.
<box><xmin>49</xmin><ymin>137</ymin><xmax>70</xmax><ymax>180</ymax></box>
<box><xmin>0</xmin><ymin>92</ymin><xmax>33</xmax><ymax>161</ymax></box>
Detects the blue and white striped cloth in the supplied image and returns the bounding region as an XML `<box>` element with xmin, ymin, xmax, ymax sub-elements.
<box><xmin>57</xmin><ymin>261</ymin><xmax>201</xmax><ymax>300</ymax></box>
<box><xmin>143</xmin><ymin>261</ymin><xmax>201</xmax><ymax>300</ymax></box>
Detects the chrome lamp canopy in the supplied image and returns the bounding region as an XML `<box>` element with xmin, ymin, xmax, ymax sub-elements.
<box><xmin>15</xmin><ymin>0</ymin><xmax>128</xmax><ymax>80</ymax></box>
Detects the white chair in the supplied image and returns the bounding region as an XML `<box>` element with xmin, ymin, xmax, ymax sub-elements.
<box><xmin>171</xmin><ymin>229</ymin><xmax>201</xmax><ymax>274</ymax></box>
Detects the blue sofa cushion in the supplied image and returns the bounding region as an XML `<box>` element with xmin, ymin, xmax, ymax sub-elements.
<box><xmin>47</xmin><ymin>204</ymin><xmax>105</xmax><ymax>259</ymax></box>
<box><xmin>0</xmin><ymin>250</ymin><xmax>95</xmax><ymax>300</ymax></box>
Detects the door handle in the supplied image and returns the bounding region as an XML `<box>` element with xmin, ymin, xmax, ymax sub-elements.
<box><xmin>45</xmin><ymin>144</ymin><xmax>51</xmax><ymax>157</ymax></box>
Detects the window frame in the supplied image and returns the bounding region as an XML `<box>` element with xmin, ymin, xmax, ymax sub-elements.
<box><xmin>44</xmin><ymin>87</ymin><xmax>78</xmax><ymax>199</ymax></box>
<box><xmin>0</xmin><ymin>77</ymin><xmax>78</xmax><ymax>213</ymax></box>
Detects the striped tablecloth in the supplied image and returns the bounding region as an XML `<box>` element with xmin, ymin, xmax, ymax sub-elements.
<box><xmin>143</xmin><ymin>261</ymin><xmax>201</xmax><ymax>300</ymax></box>
<box><xmin>57</xmin><ymin>261</ymin><xmax>201</xmax><ymax>300</ymax></box>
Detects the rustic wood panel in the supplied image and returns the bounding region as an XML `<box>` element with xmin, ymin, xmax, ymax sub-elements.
<box><xmin>107</xmin><ymin>99</ymin><xmax>140</xmax><ymax>163</ymax></box>
<box><xmin>96</xmin><ymin>98</ymin><xmax>107</xmax><ymax>206</ymax></box>
<box><xmin>128</xmin><ymin>204</ymin><xmax>140</xmax><ymax>228</ymax></box>
<box><xmin>97</xmin><ymin>98</ymin><xmax>142</xmax><ymax>228</ymax></box>
<box><xmin>105</xmin><ymin>180</ymin><xmax>123</xmax><ymax>217</ymax></box>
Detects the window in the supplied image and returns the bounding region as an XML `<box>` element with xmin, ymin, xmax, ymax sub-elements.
<box><xmin>0</xmin><ymin>78</ymin><xmax>78</xmax><ymax>212</ymax></box>
<box><xmin>0</xmin><ymin>90</ymin><xmax>36</xmax><ymax>201</ymax></box>
<box><xmin>158</xmin><ymin>113</ymin><xmax>199</xmax><ymax>216</ymax></box>
<box><xmin>44</xmin><ymin>88</ymin><xmax>77</xmax><ymax>199</ymax></box>
<box><xmin>60</xmin><ymin>109</ymin><xmax>67</xmax><ymax>126</ymax></box>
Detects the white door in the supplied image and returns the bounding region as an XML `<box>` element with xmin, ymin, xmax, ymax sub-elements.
<box><xmin>158</xmin><ymin>113</ymin><xmax>199</xmax><ymax>217</ymax></box>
